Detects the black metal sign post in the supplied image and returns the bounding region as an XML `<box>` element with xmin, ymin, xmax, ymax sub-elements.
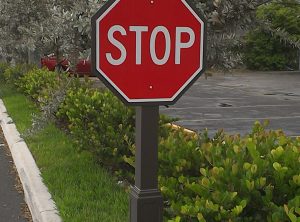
<box><xmin>130</xmin><ymin>106</ymin><xmax>163</xmax><ymax>222</ymax></box>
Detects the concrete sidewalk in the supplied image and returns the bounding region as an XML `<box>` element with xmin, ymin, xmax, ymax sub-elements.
<box><xmin>0</xmin><ymin>128</ymin><xmax>30</xmax><ymax>222</ymax></box>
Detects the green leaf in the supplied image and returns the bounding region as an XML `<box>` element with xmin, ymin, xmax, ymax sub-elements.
<box><xmin>273</xmin><ymin>162</ymin><xmax>281</xmax><ymax>171</ymax></box>
<box><xmin>197</xmin><ymin>213</ymin><xmax>206</xmax><ymax>222</ymax></box>
<box><xmin>200</xmin><ymin>168</ymin><xmax>207</xmax><ymax>176</ymax></box>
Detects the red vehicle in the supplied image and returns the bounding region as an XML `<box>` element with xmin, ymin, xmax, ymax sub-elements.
<box><xmin>41</xmin><ymin>54</ymin><xmax>92</xmax><ymax>76</ymax></box>
<box><xmin>75</xmin><ymin>59</ymin><xmax>91</xmax><ymax>76</ymax></box>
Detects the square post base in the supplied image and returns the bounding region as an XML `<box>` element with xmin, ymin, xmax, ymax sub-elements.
<box><xmin>130</xmin><ymin>186</ymin><xmax>163</xmax><ymax>222</ymax></box>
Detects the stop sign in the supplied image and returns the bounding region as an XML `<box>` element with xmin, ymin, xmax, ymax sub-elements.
<box><xmin>92</xmin><ymin>0</ymin><xmax>206</xmax><ymax>105</ymax></box>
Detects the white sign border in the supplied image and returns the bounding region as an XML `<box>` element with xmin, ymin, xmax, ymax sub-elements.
<box><xmin>96</xmin><ymin>0</ymin><xmax>205</xmax><ymax>103</ymax></box>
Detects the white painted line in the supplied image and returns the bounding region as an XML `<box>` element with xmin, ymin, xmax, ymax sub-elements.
<box><xmin>174</xmin><ymin>97</ymin><xmax>252</xmax><ymax>100</ymax></box>
<box><xmin>161</xmin><ymin>104</ymin><xmax>299</xmax><ymax>110</ymax></box>
<box><xmin>0</xmin><ymin>99</ymin><xmax>62</xmax><ymax>222</ymax></box>
<box><xmin>176</xmin><ymin>115</ymin><xmax>300</xmax><ymax>122</ymax></box>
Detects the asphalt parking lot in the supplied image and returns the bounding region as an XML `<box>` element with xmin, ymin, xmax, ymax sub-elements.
<box><xmin>160</xmin><ymin>71</ymin><xmax>300</xmax><ymax>137</ymax></box>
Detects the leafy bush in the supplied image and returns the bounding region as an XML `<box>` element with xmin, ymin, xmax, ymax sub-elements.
<box><xmin>257</xmin><ymin>0</ymin><xmax>300</xmax><ymax>40</ymax></box>
<box><xmin>159</xmin><ymin>122</ymin><xmax>300</xmax><ymax>221</ymax></box>
<box><xmin>0</xmin><ymin>62</ymin><xmax>9</xmax><ymax>76</ymax></box>
<box><xmin>3</xmin><ymin>63</ymin><xmax>36</xmax><ymax>84</ymax></box>
<box><xmin>56</xmin><ymin>83</ymin><xmax>175</xmax><ymax>181</ymax></box>
<box><xmin>18</xmin><ymin>68</ymin><xmax>61</xmax><ymax>104</ymax></box>
<box><xmin>0</xmin><ymin>62</ymin><xmax>9</xmax><ymax>82</ymax></box>
<box><xmin>243</xmin><ymin>0</ymin><xmax>300</xmax><ymax>70</ymax></box>
<box><xmin>243</xmin><ymin>30</ymin><xmax>296</xmax><ymax>70</ymax></box>
<box><xmin>56</xmin><ymin>85</ymin><xmax>136</xmax><ymax>179</ymax></box>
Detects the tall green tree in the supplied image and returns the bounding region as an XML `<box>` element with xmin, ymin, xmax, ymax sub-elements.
<box><xmin>0</xmin><ymin>0</ymin><xmax>273</xmax><ymax>69</ymax></box>
<box><xmin>243</xmin><ymin>0</ymin><xmax>300</xmax><ymax>70</ymax></box>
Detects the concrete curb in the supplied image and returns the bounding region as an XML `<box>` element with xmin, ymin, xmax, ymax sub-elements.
<box><xmin>0</xmin><ymin>99</ymin><xmax>62</xmax><ymax>222</ymax></box>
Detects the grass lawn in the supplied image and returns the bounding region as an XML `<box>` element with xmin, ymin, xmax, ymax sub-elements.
<box><xmin>0</xmin><ymin>83</ymin><xmax>129</xmax><ymax>222</ymax></box>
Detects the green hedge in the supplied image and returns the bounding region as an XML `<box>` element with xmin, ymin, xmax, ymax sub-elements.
<box><xmin>0</xmin><ymin>62</ymin><xmax>9</xmax><ymax>80</ymax></box>
<box><xmin>56</xmin><ymin>83</ymin><xmax>174</xmax><ymax>181</ymax></box>
<box><xmin>3</xmin><ymin>63</ymin><xmax>36</xmax><ymax>84</ymax></box>
<box><xmin>243</xmin><ymin>0</ymin><xmax>300</xmax><ymax>71</ymax></box>
<box><xmin>17</xmin><ymin>68</ymin><xmax>61</xmax><ymax>104</ymax></box>
<box><xmin>243</xmin><ymin>30</ymin><xmax>298</xmax><ymax>71</ymax></box>
<box><xmin>57</xmin><ymin>85</ymin><xmax>136</xmax><ymax>180</ymax></box>
<box><xmin>1</xmin><ymin>64</ymin><xmax>299</xmax><ymax>221</ymax></box>
<box><xmin>159</xmin><ymin>124</ymin><xmax>300</xmax><ymax>221</ymax></box>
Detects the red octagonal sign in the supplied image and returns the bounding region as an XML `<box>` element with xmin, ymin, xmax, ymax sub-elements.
<box><xmin>92</xmin><ymin>0</ymin><xmax>206</xmax><ymax>105</ymax></box>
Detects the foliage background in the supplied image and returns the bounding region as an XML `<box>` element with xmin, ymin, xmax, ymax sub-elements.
<box><xmin>0</xmin><ymin>0</ymin><xmax>290</xmax><ymax>70</ymax></box>
<box><xmin>243</xmin><ymin>0</ymin><xmax>300</xmax><ymax>70</ymax></box>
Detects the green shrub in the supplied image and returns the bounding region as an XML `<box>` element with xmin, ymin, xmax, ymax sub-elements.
<box><xmin>56</xmin><ymin>85</ymin><xmax>136</xmax><ymax>180</ymax></box>
<box><xmin>257</xmin><ymin>0</ymin><xmax>300</xmax><ymax>40</ymax></box>
<box><xmin>0</xmin><ymin>62</ymin><xmax>9</xmax><ymax>75</ymax></box>
<box><xmin>243</xmin><ymin>30</ymin><xmax>297</xmax><ymax>71</ymax></box>
<box><xmin>4</xmin><ymin>63</ymin><xmax>36</xmax><ymax>84</ymax></box>
<box><xmin>18</xmin><ymin>68</ymin><xmax>60</xmax><ymax>104</ymax></box>
<box><xmin>56</xmin><ymin>84</ymin><xmax>175</xmax><ymax>181</ymax></box>
<box><xmin>159</xmin><ymin>122</ymin><xmax>300</xmax><ymax>221</ymax></box>
<box><xmin>243</xmin><ymin>0</ymin><xmax>300</xmax><ymax>71</ymax></box>
<box><xmin>243</xmin><ymin>29</ymin><xmax>297</xmax><ymax>71</ymax></box>
<box><xmin>0</xmin><ymin>62</ymin><xmax>9</xmax><ymax>82</ymax></box>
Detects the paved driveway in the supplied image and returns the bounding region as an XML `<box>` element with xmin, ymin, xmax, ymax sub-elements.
<box><xmin>160</xmin><ymin>71</ymin><xmax>300</xmax><ymax>137</ymax></box>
